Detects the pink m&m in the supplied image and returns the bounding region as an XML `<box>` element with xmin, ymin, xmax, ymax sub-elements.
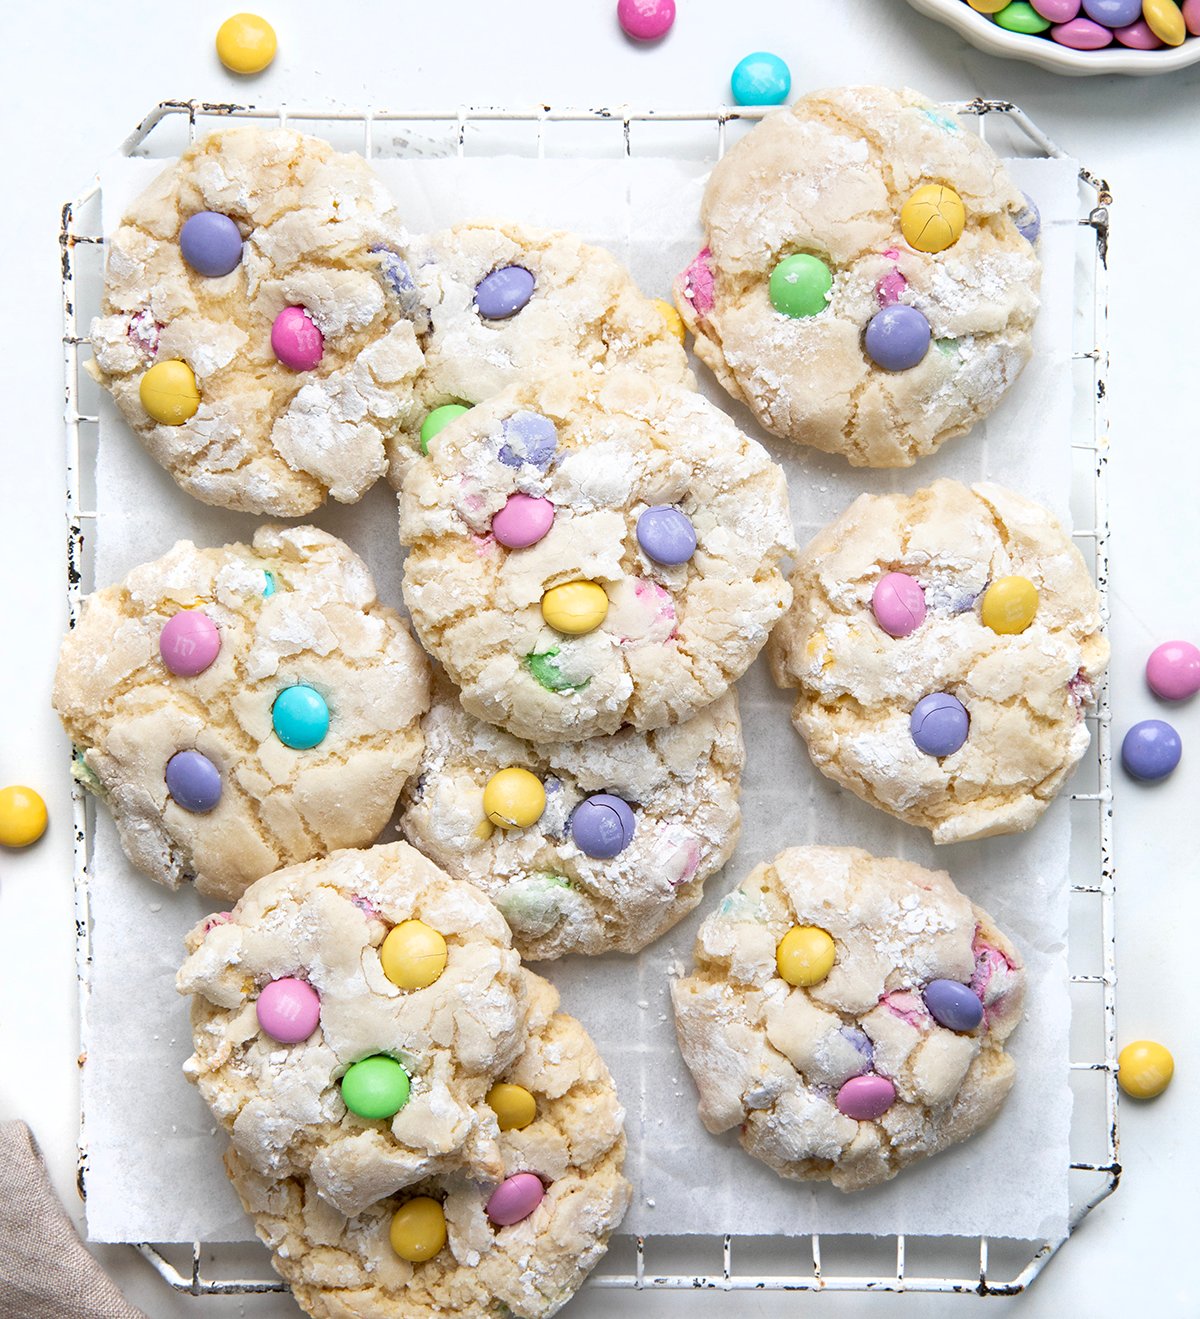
<box><xmin>271</xmin><ymin>307</ymin><xmax>324</xmax><ymax>372</ymax></box>
<box><xmin>485</xmin><ymin>1172</ymin><xmax>545</xmax><ymax>1226</ymax></box>
<box><xmin>1186</xmin><ymin>0</ymin><xmax>1200</xmax><ymax>36</ymax></box>
<box><xmin>1147</xmin><ymin>640</ymin><xmax>1200</xmax><ymax>701</ymax></box>
<box><xmin>617</xmin><ymin>0</ymin><xmax>675</xmax><ymax>41</ymax></box>
<box><xmin>492</xmin><ymin>494</ymin><xmax>555</xmax><ymax>549</ymax></box>
<box><xmin>1115</xmin><ymin>17</ymin><xmax>1164</xmax><ymax>44</ymax></box>
<box><xmin>1031</xmin><ymin>0</ymin><xmax>1080</xmax><ymax>19</ymax></box>
<box><xmin>160</xmin><ymin>610</ymin><xmax>221</xmax><ymax>677</ymax></box>
<box><xmin>256</xmin><ymin>976</ymin><xmax>321</xmax><ymax>1044</ymax></box>
<box><xmin>836</xmin><ymin>1074</ymin><xmax>896</xmax><ymax>1121</ymax></box>
<box><xmin>872</xmin><ymin>573</ymin><xmax>926</xmax><ymax>638</ymax></box>
<box><xmin>1051</xmin><ymin>15</ymin><xmax>1114</xmax><ymax>44</ymax></box>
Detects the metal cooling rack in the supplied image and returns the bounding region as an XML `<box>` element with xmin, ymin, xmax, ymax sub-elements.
<box><xmin>60</xmin><ymin>99</ymin><xmax>1116</xmax><ymax>1302</ymax></box>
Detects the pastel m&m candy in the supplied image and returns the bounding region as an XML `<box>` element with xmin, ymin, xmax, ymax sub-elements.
<box><xmin>492</xmin><ymin>494</ymin><xmax>555</xmax><ymax>549</ymax></box>
<box><xmin>864</xmin><ymin>304</ymin><xmax>931</xmax><ymax>372</ymax></box>
<box><xmin>524</xmin><ymin>647</ymin><xmax>581</xmax><ymax>693</ymax></box>
<box><xmin>0</xmin><ymin>786</ymin><xmax>48</xmax><ymax>848</ymax></box>
<box><xmin>1147</xmin><ymin>640</ymin><xmax>1200</xmax><ymax>700</ymax></box>
<box><xmin>1052</xmin><ymin>14</ymin><xmax>1115</xmax><ymax>43</ymax></box>
<box><xmin>1031</xmin><ymin>0</ymin><xmax>1080</xmax><ymax>17</ymax></box>
<box><xmin>1143</xmin><ymin>0</ymin><xmax>1187</xmax><ymax>42</ymax></box>
<box><xmin>910</xmin><ymin>693</ymin><xmax>969</xmax><ymax>757</ymax></box>
<box><xmin>872</xmin><ymin>572</ymin><xmax>926</xmax><ymax>638</ymax></box>
<box><xmin>475</xmin><ymin>266</ymin><xmax>535</xmax><ymax>320</ymax></box>
<box><xmin>420</xmin><ymin>404</ymin><xmax>470</xmax><ymax>455</ymax></box>
<box><xmin>180</xmin><ymin>212</ymin><xmax>243</xmax><ymax>278</ymax></box>
<box><xmin>636</xmin><ymin>506</ymin><xmax>697</xmax><ymax>566</ymax></box>
<box><xmin>776</xmin><ymin>925</ymin><xmax>835</xmax><ymax>987</ymax></box>
<box><xmin>969</xmin><ymin>0</ymin><xmax>1011</xmax><ymax>9</ymax></box>
<box><xmin>653</xmin><ymin>298</ymin><xmax>686</xmax><ymax>344</ymax></box>
<box><xmin>341</xmin><ymin>1056</ymin><xmax>411</xmax><ymax>1119</ymax></box>
<box><xmin>1121</xmin><ymin>719</ymin><xmax>1182</xmax><ymax>781</ymax></box>
<box><xmin>272</xmin><ymin>685</ymin><xmax>329</xmax><ymax>750</ymax></box>
<box><xmin>1115</xmin><ymin>16</ymin><xmax>1165</xmax><ymax>43</ymax></box>
<box><xmin>389</xmin><ymin>1198</ymin><xmax>447</xmax><ymax>1262</ymax></box>
<box><xmin>981</xmin><ymin>576</ymin><xmax>1039</xmax><ymax>634</ymax></box>
<box><xmin>483</xmin><ymin>768</ymin><xmax>546</xmax><ymax>830</ymax></box>
<box><xmin>730</xmin><ymin>52</ymin><xmax>791</xmax><ymax>106</ymax></box>
<box><xmin>1014</xmin><ymin>193</ymin><xmax>1041</xmax><ymax>244</ymax></box>
<box><xmin>996</xmin><ymin>1</ymin><xmax>1054</xmax><ymax>30</ymax></box>
<box><xmin>160</xmin><ymin>610</ymin><xmax>220</xmax><ymax>677</ymax></box>
<box><xmin>256</xmin><ymin>976</ymin><xmax>320</xmax><ymax>1043</ymax></box>
<box><xmin>498</xmin><ymin>412</ymin><xmax>557</xmax><ymax>470</ymax></box>
<box><xmin>140</xmin><ymin>360</ymin><xmax>200</xmax><ymax>426</ymax></box>
<box><xmin>1186</xmin><ymin>0</ymin><xmax>1200</xmax><ymax>35</ymax></box>
<box><xmin>381</xmin><ymin>920</ymin><xmax>448</xmax><ymax>990</ymax></box>
<box><xmin>571</xmin><ymin>794</ymin><xmax>636</xmax><ymax>859</ymax></box>
<box><xmin>1083</xmin><ymin>0</ymin><xmax>1141</xmax><ymax>22</ymax></box>
<box><xmin>923</xmin><ymin>979</ymin><xmax>984</xmax><ymax>1032</ymax></box>
<box><xmin>487</xmin><ymin>1082</ymin><xmax>538</xmax><ymax>1131</ymax></box>
<box><xmin>836</xmin><ymin>1074</ymin><xmax>896</xmax><ymax>1120</ymax></box>
<box><xmin>486</xmin><ymin>1172</ymin><xmax>545</xmax><ymax>1226</ymax></box>
<box><xmin>165</xmin><ymin>750</ymin><xmax>222</xmax><ymax>813</ymax></box>
<box><xmin>617</xmin><ymin>0</ymin><xmax>675</xmax><ymax>41</ymax></box>
<box><xmin>216</xmin><ymin>13</ymin><xmax>277</xmax><ymax>74</ymax></box>
<box><xmin>901</xmin><ymin>185</ymin><xmax>966</xmax><ymax>254</ymax></box>
<box><xmin>1117</xmin><ymin>1040</ymin><xmax>1174</xmax><ymax>1099</ymax></box>
<box><xmin>271</xmin><ymin>307</ymin><xmax>323</xmax><ymax>371</ymax></box>
<box><xmin>541</xmin><ymin>581</ymin><xmax>608</xmax><ymax>635</ymax></box>
<box><xmin>769</xmin><ymin>254</ymin><xmax>833</xmax><ymax>319</ymax></box>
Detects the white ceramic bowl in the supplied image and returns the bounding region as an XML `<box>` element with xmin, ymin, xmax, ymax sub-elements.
<box><xmin>906</xmin><ymin>0</ymin><xmax>1200</xmax><ymax>75</ymax></box>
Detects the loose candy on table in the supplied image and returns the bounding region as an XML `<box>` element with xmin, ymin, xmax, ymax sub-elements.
<box><xmin>160</xmin><ymin>610</ymin><xmax>221</xmax><ymax>677</ymax></box>
<box><xmin>616</xmin><ymin>0</ymin><xmax>676</xmax><ymax>41</ymax></box>
<box><xmin>1143</xmin><ymin>0</ymin><xmax>1187</xmax><ymax>42</ymax></box>
<box><xmin>483</xmin><ymin>767</ymin><xmax>546</xmax><ymax>830</ymax></box>
<box><xmin>910</xmin><ymin>693</ymin><xmax>970</xmax><ymax>757</ymax></box>
<box><xmin>256</xmin><ymin>976</ymin><xmax>321</xmax><ymax>1043</ymax></box>
<box><xmin>872</xmin><ymin>572</ymin><xmax>927</xmax><ymax>638</ymax></box>
<box><xmin>271</xmin><ymin>307</ymin><xmax>324</xmax><ymax>371</ymax></box>
<box><xmin>180</xmin><ymin>212</ymin><xmax>244</xmax><ymax>278</ymax></box>
<box><xmin>389</xmin><ymin>1197</ymin><xmax>447</xmax><ymax>1263</ymax></box>
<box><xmin>1146</xmin><ymin>640</ymin><xmax>1200</xmax><ymax>700</ymax></box>
<box><xmin>995</xmin><ymin>1</ymin><xmax>1054</xmax><ymax>30</ymax></box>
<box><xmin>653</xmin><ymin>297</ymin><xmax>686</xmax><ymax>343</ymax></box>
<box><xmin>775</xmin><ymin>925</ymin><xmax>836</xmax><ymax>987</ymax></box>
<box><xmin>864</xmin><ymin>304</ymin><xmax>931</xmax><ymax>371</ymax></box>
<box><xmin>380</xmin><ymin>920</ymin><xmax>448</xmax><ymax>990</ymax></box>
<box><xmin>900</xmin><ymin>185</ymin><xmax>966</xmax><ymax>254</ymax></box>
<box><xmin>636</xmin><ymin>506</ymin><xmax>697</xmax><ymax>565</ymax></box>
<box><xmin>1121</xmin><ymin>719</ymin><xmax>1182</xmax><ymax>781</ymax></box>
<box><xmin>769</xmin><ymin>254</ymin><xmax>833</xmax><ymax>318</ymax></box>
<box><xmin>541</xmin><ymin>580</ymin><xmax>609</xmax><ymax>635</ymax></box>
<box><xmin>272</xmin><ymin>685</ymin><xmax>330</xmax><ymax>750</ymax></box>
<box><xmin>923</xmin><ymin>979</ymin><xmax>984</xmax><ymax>1032</ymax></box>
<box><xmin>419</xmin><ymin>404</ymin><xmax>470</xmax><ymax>455</ymax></box>
<box><xmin>341</xmin><ymin>1055</ymin><xmax>411</xmax><ymax>1119</ymax></box>
<box><xmin>140</xmin><ymin>360</ymin><xmax>200</xmax><ymax>426</ymax></box>
<box><xmin>485</xmin><ymin>1172</ymin><xmax>545</xmax><ymax>1226</ymax></box>
<box><xmin>216</xmin><ymin>12</ymin><xmax>278</xmax><ymax>74</ymax></box>
<box><xmin>571</xmin><ymin>793</ymin><xmax>636</xmax><ymax>858</ymax></box>
<box><xmin>492</xmin><ymin>494</ymin><xmax>555</xmax><ymax>549</ymax></box>
<box><xmin>836</xmin><ymin>1074</ymin><xmax>897</xmax><ymax>1121</ymax></box>
<box><xmin>730</xmin><ymin>51</ymin><xmax>792</xmax><ymax>106</ymax></box>
<box><xmin>0</xmin><ymin>786</ymin><xmax>48</xmax><ymax>848</ymax></box>
<box><xmin>981</xmin><ymin>575</ymin><xmax>1039</xmax><ymax>634</ymax></box>
<box><xmin>475</xmin><ymin>266</ymin><xmax>536</xmax><ymax>320</ymax></box>
<box><xmin>165</xmin><ymin>749</ymin><xmax>222</xmax><ymax>813</ymax></box>
<box><xmin>1117</xmin><ymin>1040</ymin><xmax>1174</xmax><ymax>1099</ymax></box>
<box><xmin>487</xmin><ymin>1082</ymin><xmax>538</xmax><ymax>1131</ymax></box>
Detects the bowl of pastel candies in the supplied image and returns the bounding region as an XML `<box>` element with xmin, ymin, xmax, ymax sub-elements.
<box><xmin>906</xmin><ymin>0</ymin><xmax>1200</xmax><ymax>73</ymax></box>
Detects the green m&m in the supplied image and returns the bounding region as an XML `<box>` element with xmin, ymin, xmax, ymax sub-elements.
<box><xmin>420</xmin><ymin>404</ymin><xmax>471</xmax><ymax>455</ymax></box>
<box><xmin>341</xmin><ymin>1055</ymin><xmax>411</xmax><ymax>1119</ymax></box>
<box><xmin>994</xmin><ymin>2</ymin><xmax>1051</xmax><ymax>33</ymax></box>
<box><xmin>768</xmin><ymin>254</ymin><xmax>833</xmax><ymax>319</ymax></box>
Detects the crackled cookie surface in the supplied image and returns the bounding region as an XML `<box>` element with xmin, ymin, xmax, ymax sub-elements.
<box><xmin>671</xmin><ymin>846</ymin><xmax>1024</xmax><ymax>1191</ymax></box>
<box><xmin>399</xmin><ymin>368</ymin><xmax>795</xmax><ymax>742</ymax></box>
<box><xmin>674</xmin><ymin>86</ymin><xmax>1041</xmax><ymax>467</ymax></box>
<box><xmin>53</xmin><ymin>526</ymin><xmax>430</xmax><ymax>900</ymax></box>
<box><xmin>178</xmin><ymin>843</ymin><xmax>529</xmax><ymax>1218</ymax></box>
<box><xmin>385</xmin><ymin>220</ymin><xmax>693</xmax><ymax>487</ymax></box>
<box><xmin>768</xmin><ymin>480</ymin><xmax>1109</xmax><ymax>844</ymax></box>
<box><xmin>90</xmin><ymin>127</ymin><xmax>425</xmax><ymax>515</ymax></box>
<box><xmin>401</xmin><ymin>681</ymin><xmax>744</xmax><ymax>958</ymax></box>
<box><xmin>224</xmin><ymin>971</ymin><xmax>629</xmax><ymax>1319</ymax></box>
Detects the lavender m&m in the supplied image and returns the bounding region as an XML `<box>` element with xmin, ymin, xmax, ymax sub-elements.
<box><xmin>617</xmin><ymin>0</ymin><xmax>676</xmax><ymax>41</ymax></box>
<box><xmin>475</xmin><ymin>266</ymin><xmax>535</xmax><ymax>320</ymax></box>
<box><xmin>180</xmin><ymin>211</ymin><xmax>243</xmax><ymax>278</ymax></box>
<box><xmin>836</xmin><ymin>1074</ymin><xmax>896</xmax><ymax>1121</ymax></box>
<box><xmin>1014</xmin><ymin>193</ymin><xmax>1041</xmax><ymax>244</ymax></box>
<box><xmin>498</xmin><ymin>411</ymin><xmax>558</xmax><ymax>471</ymax></box>
<box><xmin>1121</xmin><ymin>719</ymin><xmax>1182</xmax><ymax>782</ymax></box>
<box><xmin>923</xmin><ymin>979</ymin><xmax>984</xmax><ymax>1033</ymax></box>
<box><xmin>272</xmin><ymin>307</ymin><xmax>324</xmax><ymax>372</ymax></box>
<box><xmin>872</xmin><ymin>573</ymin><xmax>926</xmax><ymax>639</ymax></box>
<box><xmin>910</xmin><ymin>693</ymin><xmax>969</xmax><ymax>757</ymax></box>
<box><xmin>637</xmin><ymin>506</ymin><xmax>697</xmax><ymax>566</ymax></box>
<box><xmin>864</xmin><ymin>304</ymin><xmax>931</xmax><ymax>372</ymax></box>
<box><xmin>160</xmin><ymin>610</ymin><xmax>221</xmax><ymax>677</ymax></box>
<box><xmin>1052</xmin><ymin>16</ymin><xmax>1115</xmax><ymax>46</ymax></box>
<box><xmin>1146</xmin><ymin>640</ymin><xmax>1200</xmax><ymax>701</ymax></box>
<box><xmin>492</xmin><ymin>494</ymin><xmax>555</xmax><ymax>549</ymax></box>
<box><xmin>165</xmin><ymin>749</ymin><xmax>222</xmax><ymax>813</ymax></box>
<box><xmin>257</xmin><ymin>977</ymin><xmax>321</xmax><ymax>1044</ymax></box>
<box><xmin>1082</xmin><ymin>0</ymin><xmax>1141</xmax><ymax>23</ymax></box>
<box><xmin>571</xmin><ymin>794</ymin><xmax>636</xmax><ymax>859</ymax></box>
<box><xmin>485</xmin><ymin>1172</ymin><xmax>545</xmax><ymax>1226</ymax></box>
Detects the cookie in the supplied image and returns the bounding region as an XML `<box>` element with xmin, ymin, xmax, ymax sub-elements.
<box><xmin>401</xmin><ymin>680</ymin><xmax>744</xmax><ymax>958</ymax></box>
<box><xmin>384</xmin><ymin>221</ymin><xmax>694</xmax><ymax>488</ymax></box>
<box><xmin>53</xmin><ymin>526</ymin><xmax>430</xmax><ymax>900</ymax></box>
<box><xmin>768</xmin><ymin>480</ymin><xmax>1109</xmax><ymax>844</ymax></box>
<box><xmin>675</xmin><ymin>86</ymin><xmax>1041</xmax><ymax>467</ymax></box>
<box><xmin>399</xmin><ymin>367</ymin><xmax>796</xmax><ymax>742</ymax></box>
<box><xmin>671</xmin><ymin>846</ymin><xmax>1024</xmax><ymax>1191</ymax></box>
<box><xmin>89</xmin><ymin>127</ymin><xmax>425</xmax><ymax>515</ymax></box>
<box><xmin>223</xmin><ymin>971</ymin><xmax>630</xmax><ymax>1319</ymax></box>
<box><xmin>178</xmin><ymin>843</ymin><xmax>530</xmax><ymax>1217</ymax></box>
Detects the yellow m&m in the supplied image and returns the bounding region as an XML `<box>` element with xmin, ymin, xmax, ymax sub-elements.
<box><xmin>776</xmin><ymin>925</ymin><xmax>836</xmax><ymax>987</ymax></box>
<box><xmin>389</xmin><ymin>1197</ymin><xmax>447</xmax><ymax>1263</ymax></box>
<box><xmin>1117</xmin><ymin>1040</ymin><xmax>1174</xmax><ymax>1100</ymax></box>
<box><xmin>487</xmin><ymin>1082</ymin><xmax>538</xmax><ymax>1132</ymax></box>
<box><xmin>0</xmin><ymin>786</ymin><xmax>48</xmax><ymax>848</ymax></box>
<box><xmin>981</xmin><ymin>576</ymin><xmax>1039</xmax><ymax>635</ymax></box>
<box><xmin>139</xmin><ymin>360</ymin><xmax>200</xmax><ymax>426</ymax></box>
<box><xmin>900</xmin><ymin>184</ymin><xmax>966</xmax><ymax>255</ymax></box>
<box><xmin>540</xmin><ymin>581</ymin><xmax>609</xmax><ymax>635</ymax></box>
<box><xmin>483</xmin><ymin>767</ymin><xmax>546</xmax><ymax>830</ymax></box>
<box><xmin>381</xmin><ymin>920</ymin><xmax>447</xmax><ymax>991</ymax></box>
<box><xmin>216</xmin><ymin>13</ymin><xmax>278</xmax><ymax>74</ymax></box>
<box><xmin>653</xmin><ymin>298</ymin><xmax>686</xmax><ymax>345</ymax></box>
<box><xmin>1144</xmin><ymin>0</ymin><xmax>1187</xmax><ymax>45</ymax></box>
<box><xmin>966</xmin><ymin>0</ymin><xmax>1008</xmax><ymax>10</ymax></box>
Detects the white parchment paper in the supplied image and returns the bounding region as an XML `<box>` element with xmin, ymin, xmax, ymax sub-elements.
<box><xmin>82</xmin><ymin>146</ymin><xmax>1080</xmax><ymax>1244</ymax></box>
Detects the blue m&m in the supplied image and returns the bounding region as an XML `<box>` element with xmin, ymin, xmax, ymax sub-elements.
<box><xmin>273</xmin><ymin>685</ymin><xmax>330</xmax><ymax>749</ymax></box>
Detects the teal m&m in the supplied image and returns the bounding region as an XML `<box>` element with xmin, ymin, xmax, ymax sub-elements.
<box><xmin>994</xmin><ymin>2</ymin><xmax>1052</xmax><ymax>32</ymax></box>
<box><xmin>341</xmin><ymin>1055</ymin><xmax>411</xmax><ymax>1119</ymax></box>
<box><xmin>272</xmin><ymin>685</ymin><xmax>330</xmax><ymax>749</ymax></box>
<box><xmin>731</xmin><ymin>52</ymin><xmax>791</xmax><ymax>106</ymax></box>
<box><xmin>768</xmin><ymin>254</ymin><xmax>833</xmax><ymax>319</ymax></box>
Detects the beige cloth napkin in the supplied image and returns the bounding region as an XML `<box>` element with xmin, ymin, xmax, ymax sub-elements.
<box><xmin>0</xmin><ymin>1122</ymin><xmax>148</xmax><ymax>1319</ymax></box>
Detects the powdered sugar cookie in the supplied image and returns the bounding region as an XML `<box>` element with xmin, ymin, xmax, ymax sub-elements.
<box><xmin>399</xmin><ymin>367</ymin><xmax>795</xmax><ymax>743</ymax></box>
<box><xmin>671</xmin><ymin>846</ymin><xmax>1024</xmax><ymax>1191</ymax></box>
<box><xmin>53</xmin><ymin>526</ymin><xmax>430</xmax><ymax>901</ymax></box>
<box><xmin>675</xmin><ymin>86</ymin><xmax>1041</xmax><ymax>467</ymax></box>
<box><xmin>223</xmin><ymin>970</ymin><xmax>629</xmax><ymax>1319</ymax></box>
<box><xmin>768</xmin><ymin>480</ymin><xmax>1109</xmax><ymax>844</ymax></box>
<box><xmin>89</xmin><ymin>127</ymin><xmax>425</xmax><ymax>515</ymax></box>
<box><xmin>385</xmin><ymin>220</ymin><xmax>693</xmax><ymax>488</ymax></box>
<box><xmin>401</xmin><ymin>681</ymin><xmax>744</xmax><ymax>958</ymax></box>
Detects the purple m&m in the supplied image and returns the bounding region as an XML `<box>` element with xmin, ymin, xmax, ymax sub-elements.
<box><xmin>1121</xmin><ymin>719</ymin><xmax>1182</xmax><ymax>782</ymax></box>
<box><xmin>1082</xmin><ymin>0</ymin><xmax>1141</xmax><ymax>23</ymax></box>
<box><xmin>257</xmin><ymin>977</ymin><xmax>321</xmax><ymax>1044</ymax></box>
<box><xmin>485</xmin><ymin>1172</ymin><xmax>545</xmax><ymax>1226</ymax></box>
<box><xmin>272</xmin><ymin>307</ymin><xmax>324</xmax><ymax>372</ymax></box>
<box><xmin>571</xmin><ymin>794</ymin><xmax>636</xmax><ymax>859</ymax></box>
<box><xmin>1052</xmin><ymin>15</ymin><xmax>1114</xmax><ymax>45</ymax></box>
<box><xmin>1146</xmin><ymin>640</ymin><xmax>1200</xmax><ymax>701</ymax></box>
<box><xmin>836</xmin><ymin>1074</ymin><xmax>896</xmax><ymax>1121</ymax></box>
<box><xmin>864</xmin><ymin>304</ymin><xmax>931</xmax><ymax>372</ymax></box>
<box><xmin>636</xmin><ymin>506</ymin><xmax>697</xmax><ymax>566</ymax></box>
<box><xmin>165</xmin><ymin>750</ymin><xmax>222</xmax><ymax>813</ymax></box>
<box><xmin>1014</xmin><ymin>193</ymin><xmax>1041</xmax><ymax>244</ymax></box>
<box><xmin>617</xmin><ymin>0</ymin><xmax>676</xmax><ymax>41</ymax></box>
<box><xmin>180</xmin><ymin>211</ymin><xmax>243</xmax><ymax>278</ymax></box>
<box><xmin>910</xmin><ymin>693</ymin><xmax>969</xmax><ymax>757</ymax></box>
<box><xmin>872</xmin><ymin>573</ymin><xmax>926</xmax><ymax>638</ymax></box>
<box><xmin>475</xmin><ymin>266</ymin><xmax>535</xmax><ymax>320</ymax></box>
<box><xmin>160</xmin><ymin>610</ymin><xmax>221</xmax><ymax>677</ymax></box>
<box><xmin>498</xmin><ymin>411</ymin><xmax>558</xmax><ymax>471</ymax></box>
<box><xmin>923</xmin><ymin>979</ymin><xmax>984</xmax><ymax>1033</ymax></box>
<box><xmin>492</xmin><ymin>494</ymin><xmax>555</xmax><ymax>549</ymax></box>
